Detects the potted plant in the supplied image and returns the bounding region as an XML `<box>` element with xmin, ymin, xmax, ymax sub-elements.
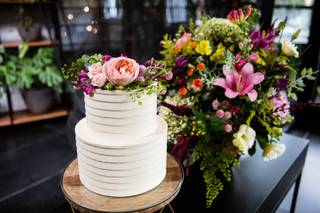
<box><xmin>1</xmin><ymin>43</ymin><xmax>63</xmax><ymax>114</ymax></box>
<box><xmin>16</xmin><ymin>7</ymin><xmax>41</xmax><ymax>41</ymax></box>
<box><xmin>0</xmin><ymin>45</ymin><xmax>16</xmax><ymax>114</ymax></box>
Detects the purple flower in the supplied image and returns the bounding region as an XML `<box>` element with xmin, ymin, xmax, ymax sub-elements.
<box><xmin>102</xmin><ymin>54</ymin><xmax>112</xmax><ymax>62</ymax></box>
<box><xmin>143</xmin><ymin>58</ymin><xmax>156</xmax><ymax>67</ymax></box>
<box><xmin>160</xmin><ymin>101</ymin><xmax>191</xmax><ymax>116</ymax></box>
<box><xmin>136</xmin><ymin>65</ymin><xmax>146</xmax><ymax>82</ymax></box>
<box><xmin>250</xmin><ymin>28</ymin><xmax>279</xmax><ymax>50</ymax></box>
<box><xmin>176</xmin><ymin>77</ymin><xmax>187</xmax><ymax>87</ymax></box>
<box><xmin>279</xmin><ymin>66</ymin><xmax>289</xmax><ymax>72</ymax></box>
<box><xmin>175</xmin><ymin>56</ymin><xmax>188</xmax><ymax>68</ymax></box>
<box><xmin>171</xmin><ymin>135</ymin><xmax>198</xmax><ymax>175</ymax></box>
<box><xmin>274</xmin><ymin>78</ymin><xmax>289</xmax><ymax>90</ymax></box>
<box><xmin>76</xmin><ymin>71</ymin><xmax>94</xmax><ymax>95</ymax></box>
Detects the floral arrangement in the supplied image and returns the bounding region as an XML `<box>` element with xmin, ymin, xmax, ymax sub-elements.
<box><xmin>62</xmin><ymin>54</ymin><xmax>169</xmax><ymax>100</ymax></box>
<box><xmin>159</xmin><ymin>5</ymin><xmax>315</xmax><ymax>207</ymax></box>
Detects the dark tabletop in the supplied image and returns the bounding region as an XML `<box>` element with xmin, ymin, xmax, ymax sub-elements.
<box><xmin>171</xmin><ymin>134</ymin><xmax>309</xmax><ymax>213</ymax></box>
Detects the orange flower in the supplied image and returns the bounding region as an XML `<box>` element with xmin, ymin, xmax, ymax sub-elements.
<box><xmin>189</xmin><ymin>41</ymin><xmax>196</xmax><ymax>49</ymax></box>
<box><xmin>191</xmin><ymin>78</ymin><xmax>203</xmax><ymax>92</ymax></box>
<box><xmin>178</xmin><ymin>87</ymin><xmax>188</xmax><ymax>96</ymax></box>
<box><xmin>187</xmin><ymin>68</ymin><xmax>194</xmax><ymax>76</ymax></box>
<box><xmin>197</xmin><ymin>63</ymin><xmax>205</xmax><ymax>71</ymax></box>
<box><xmin>192</xmin><ymin>78</ymin><xmax>203</xmax><ymax>88</ymax></box>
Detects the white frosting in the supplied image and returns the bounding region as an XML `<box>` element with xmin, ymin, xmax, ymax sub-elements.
<box><xmin>76</xmin><ymin>142</ymin><xmax>166</xmax><ymax>163</ymax></box>
<box><xmin>76</xmin><ymin>137</ymin><xmax>164</xmax><ymax>156</ymax></box>
<box><xmin>77</xmin><ymin>152</ymin><xmax>165</xmax><ymax>171</ymax></box>
<box><xmin>75</xmin><ymin>117</ymin><xmax>167</xmax><ymax>148</ymax></box>
<box><xmin>78</xmin><ymin>160</ymin><xmax>166</xmax><ymax>180</ymax></box>
<box><xmin>79</xmin><ymin>167</ymin><xmax>166</xmax><ymax>189</ymax></box>
<box><xmin>84</xmin><ymin>90</ymin><xmax>157</xmax><ymax>136</ymax></box>
<box><xmin>79</xmin><ymin>170</ymin><xmax>166</xmax><ymax>197</ymax></box>
<box><xmin>75</xmin><ymin>90</ymin><xmax>168</xmax><ymax>197</ymax></box>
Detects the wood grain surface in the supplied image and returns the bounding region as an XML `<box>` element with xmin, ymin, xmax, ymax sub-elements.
<box><xmin>61</xmin><ymin>154</ymin><xmax>183</xmax><ymax>213</ymax></box>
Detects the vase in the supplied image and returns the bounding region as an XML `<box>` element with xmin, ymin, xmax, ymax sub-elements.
<box><xmin>23</xmin><ymin>88</ymin><xmax>55</xmax><ymax>114</ymax></box>
<box><xmin>17</xmin><ymin>23</ymin><xmax>41</xmax><ymax>41</ymax></box>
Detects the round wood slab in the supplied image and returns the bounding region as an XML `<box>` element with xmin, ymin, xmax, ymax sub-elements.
<box><xmin>61</xmin><ymin>154</ymin><xmax>184</xmax><ymax>213</ymax></box>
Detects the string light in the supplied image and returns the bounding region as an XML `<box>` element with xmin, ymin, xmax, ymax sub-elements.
<box><xmin>83</xmin><ymin>6</ymin><xmax>90</xmax><ymax>13</ymax></box>
<box><xmin>86</xmin><ymin>25</ymin><xmax>93</xmax><ymax>32</ymax></box>
<box><xmin>91</xmin><ymin>20</ymin><xmax>97</xmax><ymax>25</ymax></box>
<box><xmin>67</xmin><ymin>13</ymin><xmax>74</xmax><ymax>20</ymax></box>
<box><xmin>92</xmin><ymin>28</ymin><xmax>98</xmax><ymax>34</ymax></box>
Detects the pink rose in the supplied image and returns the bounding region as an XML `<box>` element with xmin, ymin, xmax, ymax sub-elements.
<box><xmin>164</xmin><ymin>71</ymin><xmax>173</xmax><ymax>80</ymax></box>
<box><xmin>216</xmin><ymin>109</ymin><xmax>225</xmax><ymax>118</ymax></box>
<box><xmin>88</xmin><ymin>62</ymin><xmax>103</xmax><ymax>78</ymax></box>
<box><xmin>103</xmin><ymin>56</ymin><xmax>140</xmax><ymax>86</ymax></box>
<box><xmin>224</xmin><ymin>111</ymin><xmax>232</xmax><ymax>120</ymax></box>
<box><xmin>212</xmin><ymin>99</ymin><xmax>220</xmax><ymax>110</ymax></box>
<box><xmin>175</xmin><ymin>33</ymin><xmax>191</xmax><ymax>52</ymax></box>
<box><xmin>91</xmin><ymin>73</ymin><xmax>107</xmax><ymax>87</ymax></box>
<box><xmin>224</xmin><ymin>124</ymin><xmax>233</xmax><ymax>133</ymax></box>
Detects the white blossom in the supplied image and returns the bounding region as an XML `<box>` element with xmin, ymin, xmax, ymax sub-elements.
<box><xmin>281</xmin><ymin>40</ymin><xmax>299</xmax><ymax>58</ymax></box>
<box><xmin>263</xmin><ymin>143</ymin><xmax>286</xmax><ymax>161</ymax></box>
<box><xmin>232</xmin><ymin>124</ymin><xmax>256</xmax><ymax>154</ymax></box>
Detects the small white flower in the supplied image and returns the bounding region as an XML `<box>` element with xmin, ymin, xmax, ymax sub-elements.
<box><xmin>232</xmin><ymin>124</ymin><xmax>256</xmax><ymax>154</ymax></box>
<box><xmin>281</xmin><ymin>40</ymin><xmax>299</xmax><ymax>58</ymax></box>
<box><xmin>263</xmin><ymin>143</ymin><xmax>286</xmax><ymax>161</ymax></box>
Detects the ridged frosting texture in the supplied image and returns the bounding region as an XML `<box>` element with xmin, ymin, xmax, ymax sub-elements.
<box><xmin>84</xmin><ymin>90</ymin><xmax>157</xmax><ymax>137</ymax></box>
<box><xmin>75</xmin><ymin>117</ymin><xmax>167</xmax><ymax>197</ymax></box>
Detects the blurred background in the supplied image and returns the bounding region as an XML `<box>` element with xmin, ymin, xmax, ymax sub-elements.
<box><xmin>0</xmin><ymin>0</ymin><xmax>319</xmax><ymax>212</ymax></box>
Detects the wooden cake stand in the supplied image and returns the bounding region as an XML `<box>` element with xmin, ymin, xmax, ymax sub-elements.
<box><xmin>61</xmin><ymin>154</ymin><xmax>184</xmax><ymax>213</ymax></box>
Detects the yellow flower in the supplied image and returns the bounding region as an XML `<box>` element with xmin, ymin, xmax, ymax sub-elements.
<box><xmin>256</xmin><ymin>55</ymin><xmax>266</xmax><ymax>66</ymax></box>
<box><xmin>210</xmin><ymin>43</ymin><xmax>225</xmax><ymax>62</ymax></box>
<box><xmin>195</xmin><ymin>40</ymin><xmax>212</xmax><ymax>55</ymax></box>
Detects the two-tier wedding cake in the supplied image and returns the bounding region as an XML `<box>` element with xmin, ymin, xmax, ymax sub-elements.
<box><xmin>64</xmin><ymin>54</ymin><xmax>171</xmax><ymax>197</ymax></box>
<box><xmin>75</xmin><ymin>90</ymin><xmax>167</xmax><ymax>196</ymax></box>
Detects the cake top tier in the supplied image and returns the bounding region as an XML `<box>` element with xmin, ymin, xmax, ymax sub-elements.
<box><xmin>62</xmin><ymin>54</ymin><xmax>171</xmax><ymax>96</ymax></box>
<box><xmin>84</xmin><ymin>90</ymin><xmax>158</xmax><ymax>137</ymax></box>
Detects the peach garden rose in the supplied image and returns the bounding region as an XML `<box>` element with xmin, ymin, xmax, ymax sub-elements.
<box><xmin>103</xmin><ymin>56</ymin><xmax>140</xmax><ymax>86</ymax></box>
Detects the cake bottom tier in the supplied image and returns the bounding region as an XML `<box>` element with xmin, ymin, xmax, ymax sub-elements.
<box><xmin>75</xmin><ymin>116</ymin><xmax>168</xmax><ymax>197</ymax></box>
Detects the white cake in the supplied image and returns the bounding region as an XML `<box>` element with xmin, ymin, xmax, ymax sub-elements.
<box><xmin>75</xmin><ymin>89</ymin><xmax>167</xmax><ymax>197</ymax></box>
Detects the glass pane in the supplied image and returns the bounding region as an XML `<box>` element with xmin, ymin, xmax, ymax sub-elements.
<box><xmin>166</xmin><ymin>0</ymin><xmax>187</xmax><ymax>23</ymax></box>
<box><xmin>272</xmin><ymin>8</ymin><xmax>312</xmax><ymax>44</ymax></box>
<box><xmin>275</xmin><ymin>0</ymin><xmax>314</xmax><ymax>6</ymax></box>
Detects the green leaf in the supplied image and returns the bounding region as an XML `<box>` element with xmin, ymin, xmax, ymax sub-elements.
<box><xmin>277</xmin><ymin>20</ymin><xmax>286</xmax><ymax>31</ymax></box>
<box><xmin>288</xmin><ymin>92</ymin><xmax>297</xmax><ymax>101</ymax></box>
<box><xmin>256</xmin><ymin>133</ymin><xmax>269</xmax><ymax>149</ymax></box>
<box><xmin>248</xmin><ymin>141</ymin><xmax>256</xmax><ymax>156</ymax></box>
<box><xmin>0</xmin><ymin>45</ymin><xmax>4</xmax><ymax>54</ymax></box>
<box><xmin>192</xmin><ymin>107</ymin><xmax>206</xmax><ymax>120</ymax></box>
<box><xmin>291</xmin><ymin>29</ymin><xmax>301</xmax><ymax>41</ymax></box>
<box><xmin>18</xmin><ymin>42</ymin><xmax>29</xmax><ymax>59</ymax></box>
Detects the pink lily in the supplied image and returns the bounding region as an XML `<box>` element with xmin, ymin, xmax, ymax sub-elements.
<box><xmin>214</xmin><ymin>63</ymin><xmax>264</xmax><ymax>102</ymax></box>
